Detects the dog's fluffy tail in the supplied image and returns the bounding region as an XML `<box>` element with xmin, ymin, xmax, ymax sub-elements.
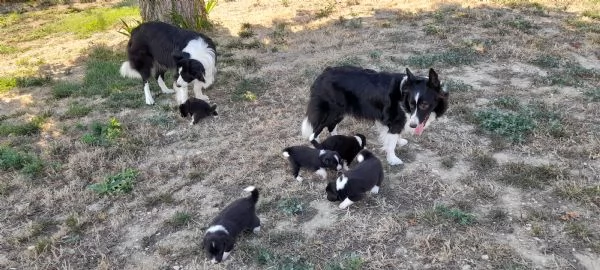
<box><xmin>244</xmin><ymin>186</ymin><xmax>259</xmax><ymax>203</ymax></box>
<box><xmin>301</xmin><ymin>117</ymin><xmax>313</xmax><ymax>139</ymax></box>
<box><xmin>120</xmin><ymin>61</ymin><xmax>142</xmax><ymax>79</ymax></box>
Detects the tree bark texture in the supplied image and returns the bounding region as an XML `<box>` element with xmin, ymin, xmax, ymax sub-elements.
<box><xmin>138</xmin><ymin>0</ymin><xmax>208</xmax><ymax>30</ymax></box>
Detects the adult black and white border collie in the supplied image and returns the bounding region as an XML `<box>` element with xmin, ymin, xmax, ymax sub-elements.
<box><xmin>325</xmin><ymin>149</ymin><xmax>384</xmax><ymax>209</ymax></box>
<box><xmin>301</xmin><ymin>66</ymin><xmax>449</xmax><ymax>165</ymax></box>
<box><xmin>120</xmin><ymin>21</ymin><xmax>217</xmax><ymax>105</ymax></box>
<box><xmin>203</xmin><ymin>186</ymin><xmax>260</xmax><ymax>264</ymax></box>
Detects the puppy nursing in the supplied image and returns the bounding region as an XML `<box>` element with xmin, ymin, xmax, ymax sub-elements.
<box><xmin>282</xmin><ymin>146</ymin><xmax>342</xmax><ymax>181</ymax></box>
<box><xmin>203</xmin><ymin>186</ymin><xmax>260</xmax><ymax>263</ymax></box>
<box><xmin>326</xmin><ymin>150</ymin><xmax>384</xmax><ymax>209</ymax></box>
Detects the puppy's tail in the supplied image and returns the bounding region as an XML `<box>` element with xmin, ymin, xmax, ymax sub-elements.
<box><xmin>356</xmin><ymin>149</ymin><xmax>375</xmax><ymax>163</ymax></box>
<box><xmin>120</xmin><ymin>61</ymin><xmax>142</xmax><ymax>79</ymax></box>
<box><xmin>301</xmin><ymin>117</ymin><xmax>313</xmax><ymax>140</ymax></box>
<box><xmin>244</xmin><ymin>186</ymin><xmax>259</xmax><ymax>204</ymax></box>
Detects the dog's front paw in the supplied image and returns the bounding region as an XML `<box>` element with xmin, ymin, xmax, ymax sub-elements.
<box><xmin>370</xmin><ymin>186</ymin><xmax>380</xmax><ymax>194</ymax></box>
<box><xmin>295</xmin><ymin>176</ymin><xmax>303</xmax><ymax>182</ymax></box>
<box><xmin>145</xmin><ymin>98</ymin><xmax>155</xmax><ymax>105</ymax></box>
<box><xmin>162</xmin><ymin>88</ymin><xmax>175</xmax><ymax>94</ymax></box>
<box><xmin>387</xmin><ymin>156</ymin><xmax>403</xmax><ymax>165</ymax></box>
<box><xmin>398</xmin><ymin>138</ymin><xmax>408</xmax><ymax>146</ymax></box>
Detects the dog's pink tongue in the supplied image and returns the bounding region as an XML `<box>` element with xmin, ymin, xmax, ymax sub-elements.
<box><xmin>414</xmin><ymin>123</ymin><xmax>425</xmax><ymax>135</ymax></box>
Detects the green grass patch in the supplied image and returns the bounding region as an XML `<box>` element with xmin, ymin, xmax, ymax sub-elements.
<box><xmin>315</xmin><ymin>2</ymin><xmax>336</xmax><ymax>19</ymax></box>
<box><xmin>16</xmin><ymin>76</ymin><xmax>52</xmax><ymax>88</ymax></box>
<box><xmin>0</xmin><ymin>44</ymin><xmax>18</xmax><ymax>54</ymax></box>
<box><xmin>0</xmin><ymin>77</ymin><xmax>17</xmax><ymax>93</ymax></box>
<box><xmin>64</xmin><ymin>102</ymin><xmax>92</xmax><ymax>119</ymax></box>
<box><xmin>238</xmin><ymin>23</ymin><xmax>255</xmax><ymax>38</ymax></box>
<box><xmin>434</xmin><ymin>204</ymin><xmax>475</xmax><ymax>225</ymax></box>
<box><xmin>444</xmin><ymin>79</ymin><xmax>474</xmax><ymax>92</ymax></box>
<box><xmin>504</xmin><ymin>17</ymin><xmax>537</xmax><ymax>32</ymax></box>
<box><xmin>224</xmin><ymin>38</ymin><xmax>263</xmax><ymax>49</ymax></box>
<box><xmin>497</xmin><ymin>163</ymin><xmax>565</xmax><ymax>189</ymax></box>
<box><xmin>166</xmin><ymin>212</ymin><xmax>192</xmax><ymax>228</ymax></box>
<box><xmin>555</xmin><ymin>183</ymin><xmax>600</xmax><ymax>204</ymax></box>
<box><xmin>565</xmin><ymin>222</ymin><xmax>593</xmax><ymax>241</ymax></box>
<box><xmin>584</xmin><ymin>88</ymin><xmax>600</xmax><ymax>102</ymax></box>
<box><xmin>566</xmin><ymin>17</ymin><xmax>600</xmax><ymax>34</ymax></box>
<box><xmin>26</xmin><ymin>6</ymin><xmax>140</xmax><ymax>40</ymax></box>
<box><xmin>0</xmin><ymin>146</ymin><xmax>44</xmax><ymax>177</ymax></box>
<box><xmin>52</xmin><ymin>82</ymin><xmax>80</xmax><ymax>99</ymax></box>
<box><xmin>405</xmin><ymin>47</ymin><xmax>478</xmax><ymax>68</ymax></box>
<box><xmin>88</xmin><ymin>168</ymin><xmax>138</xmax><ymax>196</ymax></box>
<box><xmin>475</xmin><ymin>108</ymin><xmax>535</xmax><ymax>143</ymax></box>
<box><xmin>233</xmin><ymin>77</ymin><xmax>267</xmax><ymax>102</ymax></box>
<box><xmin>492</xmin><ymin>97</ymin><xmax>520</xmax><ymax>110</ymax></box>
<box><xmin>278</xmin><ymin>197</ymin><xmax>305</xmax><ymax>215</ymax></box>
<box><xmin>325</xmin><ymin>254</ymin><xmax>364</xmax><ymax>270</ymax></box>
<box><xmin>0</xmin><ymin>114</ymin><xmax>50</xmax><ymax>137</ymax></box>
<box><xmin>530</xmin><ymin>55</ymin><xmax>561</xmax><ymax>68</ymax></box>
<box><xmin>80</xmin><ymin>117</ymin><xmax>123</xmax><ymax>146</ymax></box>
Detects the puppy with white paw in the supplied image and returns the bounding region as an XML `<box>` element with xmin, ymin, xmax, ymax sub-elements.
<box><xmin>179</xmin><ymin>97</ymin><xmax>218</xmax><ymax>125</ymax></box>
<box><xmin>325</xmin><ymin>150</ymin><xmax>383</xmax><ymax>209</ymax></box>
<box><xmin>311</xmin><ymin>133</ymin><xmax>366</xmax><ymax>169</ymax></box>
<box><xmin>282</xmin><ymin>146</ymin><xmax>342</xmax><ymax>182</ymax></box>
<box><xmin>203</xmin><ymin>186</ymin><xmax>260</xmax><ymax>264</ymax></box>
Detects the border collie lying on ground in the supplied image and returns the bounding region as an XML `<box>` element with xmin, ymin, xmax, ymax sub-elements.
<box><xmin>301</xmin><ymin>66</ymin><xmax>449</xmax><ymax>165</ymax></box>
<box><xmin>203</xmin><ymin>186</ymin><xmax>260</xmax><ymax>264</ymax></box>
<box><xmin>120</xmin><ymin>21</ymin><xmax>217</xmax><ymax>105</ymax></box>
<box><xmin>282</xmin><ymin>146</ymin><xmax>342</xmax><ymax>182</ymax></box>
<box><xmin>179</xmin><ymin>97</ymin><xmax>218</xmax><ymax>125</ymax></box>
<box><xmin>326</xmin><ymin>150</ymin><xmax>383</xmax><ymax>209</ymax></box>
<box><xmin>311</xmin><ymin>134</ymin><xmax>366</xmax><ymax>169</ymax></box>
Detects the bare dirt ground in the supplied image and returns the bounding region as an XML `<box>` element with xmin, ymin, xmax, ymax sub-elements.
<box><xmin>1</xmin><ymin>0</ymin><xmax>600</xmax><ymax>269</ymax></box>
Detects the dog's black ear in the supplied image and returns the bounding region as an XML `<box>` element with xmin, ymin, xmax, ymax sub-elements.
<box><xmin>405</xmin><ymin>68</ymin><xmax>415</xmax><ymax>81</ymax></box>
<box><xmin>210</xmin><ymin>104</ymin><xmax>218</xmax><ymax>116</ymax></box>
<box><xmin>191</xmin><ymin>61</ymin><xmax>206</xmax><ymax>82</ymax></box>
<box><xmin>428</xmin><ymin>68</ymin><xmax>441</xmax><ymax>89</ymax></box>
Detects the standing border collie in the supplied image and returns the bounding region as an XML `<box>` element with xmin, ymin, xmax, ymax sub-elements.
<box><xmin>326</xmin><ymin>150</ymin><xmax>384</xmax><ymax>209</ymax></box>
<box><xmin>301</xmin><ymin>66</ymin><xmax>449</xmax><ymax>165</ymax></box>
<box><xmin>203</xmin><ymin>186</ymin><xmax>260</xmax><ymax>264</ymax></box>
<box><xmin>120</xmin><ymin>21</ymin><xmax>217</xmax><ymax>105</ymax></box>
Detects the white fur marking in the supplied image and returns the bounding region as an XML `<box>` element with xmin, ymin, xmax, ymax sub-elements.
<box><xmin>295</xmin><ymin>176</ymin><xmax>304</xmax><ymax>182</ymax></box>
<box><xmin>409</xmin><ymin>92</ymin><xmax>420</xmax><ymax>127</ymax></box>
<box><xmin>119</xmin><ymin>61</ymin><xmax>142</xmax><ymax>79</ymax></box>
<box><xmin>206</xmin><ymin>225</ymin><xmax>229</xmax><ymax>235</ymax></box>
<box><xmin>399</xmin><ymin>76</ymin><xmax>408</xmax><ymax>90</ymax></box>
<box><xmin>356</xmin><ymin>154</ymin><xmax>364</xmax><ymax>163</ymax></box>
<box><xmin>182</xmin><ymin>38</ymin><xmax>216</xmax><ymax>88</ymax></box>
<box><xmin>222</xmin><ymin>251</ymin><xmax>230</xmax><ymax>261</ymax></box>
<box><xmin>244</xmin><ymin>186</ymin><xmax>256</xmax><ymax>192</ymax></box>
<box><xmin>375</xmin><ymin>122</ymin><xmax>403</xmax><ymax>165</ymax></box>
<box><xmin>330</xmin><ymin>125</ymin><xmax>338</xmax><ymax>136</ymax></box>
<box><xmin>189</xmin><ymin>118</ymin><xmax>195</xmax><ymax>126</ymax></box>
<box><xmin>354</xmin><ymin>136</ymin><xmax>363</xmax><ymax>147</ymax></box>
<box><xmin>309</xmin><ymin>133</ymin><xmax>316</xmax><ymax>142</ymax></box>
<box><xmin>157</xmin><ymin>76</ymin><xmax>174</xmax><ymax>94</ymax></box>
<box><xmin>282</xmin><ymin>151</ymin><xmax>290</xmax><ymax>158</ymax></box>
<box><xmin>371</xmin><ymin>186</ymin><xmax>380</xmax><ymax>194</ymax></box>
<box><xmin>143</xmin><ymin>82</ymin><xmax>154</xmax><ymax>105</ymax></box>
<box><xmin>319</xmin><ymin>149</ymin><xmax>326</xmax><ymax>156</ymax></box>
<box><xmin>343</xmin><ymin>161</ymin><xmax>349</xmax><ymax>171</ymax></box>
<box><xmin>336</xmin><ymin>175</ymin><xmax>348</xmax><ymax>190</ymax></box>
<box><xmin>211</xmin><ymin>258</ymin><xmax>217</xmax><ymax>264</ymax></box>
<box><xmin>301</xmin><ymin>118</ymin><xmax>313</xmax><ymax>139</ymax></box>
<box><xmin>253</xmin><ymin>226</ymin><xmax>261</xmax><ymax>234</ymax></box>
<box><xmin>176</xmin><ymin>67</ymin><xmax>188</xmax><ymax>88</ymax></box>
<box><xmin>175</xmin><ymin>83</ymin><xmax>188</xmax><ymax>105</ymax></box>
<box><xmin>398</xmin><ymin>138</ymin><xmax>408</xmax><ymax>146</ymax></box>
<box><xmin>193</xmin><ymin>78</ymin><xmax>210</xmax><ymax>101</ymax></box>
<box><xmin>315</xmin><ymin>168</ymin><xmax>327</xmax><ymax>179</ymax></box>
<box><xmin>339</xmin><ymin>198</ymin><xmax>354</xmax><ymax>209</ymax></box>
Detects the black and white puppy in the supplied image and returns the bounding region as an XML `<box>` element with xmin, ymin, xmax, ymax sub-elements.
<box><xmin>282</xmin><ymin>146</ymin><xmax>342</xmax><ymax>182</ymax></box>
<box><xmin>203</xmin><ymin>186</ymin><xmax>260</xmax><ymax>264</ymax></box>
<box><xmin>179</xmin><ymin>97</ymin><xmax>218</xmax><ymax>125</ymax></box>
<box><xmin>326</xmin><ymin>150</ymin><xmax>383</xmax><ymax>209</ymax></box>
<box><xmin>311</xmin><ymin>134</ymin><xmax>366</xmax><ymax>169</ymax></box>
<box><xmin>120</xmin><ymin>21</ymin><xmax>217</xmax><ymax>105</ymax></box>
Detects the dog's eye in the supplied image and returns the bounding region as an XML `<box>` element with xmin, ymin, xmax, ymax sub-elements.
<box><xmin>419</xmin><ymin>102</ymin><xmax>429</xmax><ymax>110</ymax></box>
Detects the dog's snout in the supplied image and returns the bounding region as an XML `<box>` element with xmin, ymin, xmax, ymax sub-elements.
<box><xmin>175</xmin><ymin>83</ymin><xmax>182</xmax><ymax>88</ymax></box>
<box><xmin>410</xmin><ymin>123</ymin><xmax>418</xmax><ymax>128</ymax></box>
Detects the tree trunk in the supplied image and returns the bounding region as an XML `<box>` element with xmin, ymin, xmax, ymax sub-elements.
<box><xmin>138</xmin><ymin>0</ymin><xmax>208</xmax><ymax>30</ymax></box>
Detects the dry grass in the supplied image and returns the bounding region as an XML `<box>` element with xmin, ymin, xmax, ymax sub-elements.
<box><xmin>1</xmin><ymin>0</ymin><xmax>600</xmax><ymax>269</ymax></box>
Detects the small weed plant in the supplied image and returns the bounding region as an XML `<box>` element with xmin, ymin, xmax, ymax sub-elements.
<box><xmin>88</xmin><ymin>168</ymin><xmax>138</xmax><ymax>196</ymax></box>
